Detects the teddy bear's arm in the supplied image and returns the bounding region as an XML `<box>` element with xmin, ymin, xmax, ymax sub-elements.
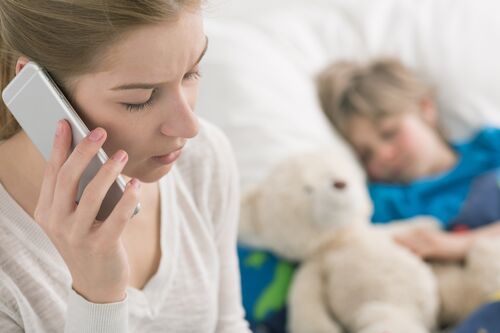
<box><xmin>288</xmin><ymin>258</ymin><xmax>343</xmax><ymax>333</ymax></box>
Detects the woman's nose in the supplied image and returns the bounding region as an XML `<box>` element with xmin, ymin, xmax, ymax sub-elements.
<box><xmin>160</xmin><ymin>89</ymin><xmax>199</xmax><ymax>138</ymax></box>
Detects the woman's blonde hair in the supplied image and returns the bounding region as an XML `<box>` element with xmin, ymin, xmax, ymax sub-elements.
<box><xmin>316</xmin><ymin>58</ymin><xmax>434</xmax><ymax>136</ymax></box>
<box><xmin>0</xmin><ymin>0</ymin><xmax>201</xmax><ymax>141</ymax></box>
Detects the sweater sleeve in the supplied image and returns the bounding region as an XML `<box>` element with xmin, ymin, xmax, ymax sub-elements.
<box><xmin>64</xmin><ymin>288</ymin><xmax>128</xmax><ymax>333</ymax></box>
<box><xmin>207</xmin><ymin>125</ymin><xmax>251</xmax><ymax>333</ymax></box>
<box><xmin>0</xmin><ymin>306</ymin><xmax>23</xmax><ymax>333</ymax></box>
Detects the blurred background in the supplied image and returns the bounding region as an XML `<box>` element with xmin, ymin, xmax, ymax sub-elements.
<box><xmin>198</xmin><ymin>0</ymin><xmax>500</xmax><ymax>193</ymax></box>
<box><xmin>196</xmin><ymin>0</ymin><xmax>500</xmax><ymax>331</ymax></box>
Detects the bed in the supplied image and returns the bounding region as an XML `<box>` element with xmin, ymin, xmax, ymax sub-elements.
<box><xmin>197</xmin><ymin>0</ymin><xmax>500</xmax><ymax>331</ymax></box>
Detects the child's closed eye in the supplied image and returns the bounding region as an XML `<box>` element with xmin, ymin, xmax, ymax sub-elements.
<box><xmin>380</xmin><ymin>127</ymin><xmax>399</xmax><ymax>141</ymax></box>
<box><xmin>377</xmin><ymin>118</ymin><xmax>400</xmax><ymax>141</ymax></box>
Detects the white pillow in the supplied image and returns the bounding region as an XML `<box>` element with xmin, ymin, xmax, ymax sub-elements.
<box><xmin>198</xmin><ymin>0</ymin><xmax>500</xmax><ymax>191</ymax></box>
<box><xmin>198</xmin><ymin>19</ymin><xmax>355</xmax><ymax>192</ymax></box>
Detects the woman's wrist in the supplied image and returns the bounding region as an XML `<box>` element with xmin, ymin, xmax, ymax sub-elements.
<box><xmin>72</xmin><ymin>285</ymin><xmax>127</xmax><ymax>304</ymax></box>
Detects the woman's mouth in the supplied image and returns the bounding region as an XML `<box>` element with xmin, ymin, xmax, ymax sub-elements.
<box><xmin>152</xmin><ymin>147</ymin><xmax>183</xmax><ymax>165</ymax></box>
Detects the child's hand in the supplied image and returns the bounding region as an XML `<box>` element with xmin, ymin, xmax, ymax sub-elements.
<box><xmin>34</xmin><ymin>120</ymin><xmax>141</xmax><ymax>303</ymax></box>
<box><xmin>393</xmin><ymin>227</ymin><xmax>472</xmax><ymax>261</ymax></box>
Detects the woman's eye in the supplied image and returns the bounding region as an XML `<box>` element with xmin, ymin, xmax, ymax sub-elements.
<box><xmin>123</xmin><ymin>89</ymin><xmax>157</xmax><ymax>112</ymax></box>
<box><xmin>124</xmin><ymin>99</ymin><xmax>153</xmax><ymax>112</ymax></box>
<box><xmin>183</xmin><ymin>70</ymin><xmax>202</xmax><ymax>81</ymax></box>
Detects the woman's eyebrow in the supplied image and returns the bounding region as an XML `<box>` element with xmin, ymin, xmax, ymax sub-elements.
<box><xmin>111</xmin><ymin>36</ymin><xmax>209</xmax><ymax>91</ymax></box>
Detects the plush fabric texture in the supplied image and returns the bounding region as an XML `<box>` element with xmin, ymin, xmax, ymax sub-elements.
<box><xmin>237</xmin><ymin>152</ymin><xmax>439</xmax><ymax>333</ymax></box>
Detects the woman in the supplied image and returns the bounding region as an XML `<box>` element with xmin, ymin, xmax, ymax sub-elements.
<box><xmin>0</xmin><ymin>1</ymin><xmax>250</xmax><ymax>332</ymax></box>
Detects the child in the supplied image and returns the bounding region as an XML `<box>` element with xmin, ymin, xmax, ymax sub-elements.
<box><xmin>238</xmin><ymin>58</ymin><xmax>500</xmax><ymax>332</ymax></box>
<box><xmin>317</xmin><ymin>58</ymin><xmax>500</xmax><ymax>260</ymax></box>
<box><xmin>317</xmin><ymin>57</ymin><xmax>500</xmax><ymax>331</ymax></box>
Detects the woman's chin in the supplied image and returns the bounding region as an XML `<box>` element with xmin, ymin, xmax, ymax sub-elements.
<box><xmin>122</xmin><ymin>163</ymin><xmax>174</xmax><ymax>184</ymax></box>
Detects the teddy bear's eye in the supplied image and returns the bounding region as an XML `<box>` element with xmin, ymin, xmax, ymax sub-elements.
<box><xmin>303</xmin><ymin>185</ymin><xmax>314</xmax><ymax>194</ymax></box>
<box><xmin>333</xmin><ymin>180</ymin><xmax>347</xmax><ymax>190</ymax></box>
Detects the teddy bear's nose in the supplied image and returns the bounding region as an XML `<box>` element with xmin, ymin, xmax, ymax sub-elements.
<box><xmin>333</xmin><ymin>180</ymin><xmax>347</xmax><ymax>190</ymax></box>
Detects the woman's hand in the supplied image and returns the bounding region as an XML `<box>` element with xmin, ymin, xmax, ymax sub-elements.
<box><xmin>34</xmin><ymin>119</ymin><xmax>141</xmax><ymax>303</ymax></box>
<box><xmin>393</xmin><ymin>226</ymin><xmax>472</xmax><ymax>261</ymax></box>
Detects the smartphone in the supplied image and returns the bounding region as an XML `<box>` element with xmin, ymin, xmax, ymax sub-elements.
<box><xmin>1</xmin><ymin>62</ymin><xmax>140</xmax><ymax>220</ymax></box>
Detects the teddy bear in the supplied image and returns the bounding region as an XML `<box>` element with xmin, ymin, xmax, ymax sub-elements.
<box><xmin>239</xmin><ymin>150</ymin><xmax>439</xmax><ymax>333</ymax></box>
<box><xmin>238</xmin><ymin>150</ymin><xmax>500</xmax><ymax>332</ymax></box>
<box><xmin>431</xmin><ymin>238</ymin><xmax>500</xmax><ymax>327</ymax></box>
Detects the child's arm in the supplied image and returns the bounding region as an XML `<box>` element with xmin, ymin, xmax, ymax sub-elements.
<box><xmin>394</xmin><ymin>221</ymin><xmax>500</xmax><ymax>261</ymax></box>
<box><xmin>394</xmin><ymin>227</ymin><xmax>471</xmax><ymax>261</ymax></box>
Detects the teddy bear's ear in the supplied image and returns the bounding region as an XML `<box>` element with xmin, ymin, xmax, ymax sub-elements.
<box><xmin>238</xmin><ymin>187</ymin><xmax>266</xmax><ymax>247</ymax></box>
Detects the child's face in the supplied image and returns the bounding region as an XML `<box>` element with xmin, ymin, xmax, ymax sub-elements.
<box><xmin>345</xmin><ymin>111</ymin><xmax>446</xmax><ymax>183</ymax></box>
<box><xmin>69</xmin><ymin>10</ymin><xmax>206</xmax><ymax>183</ymax></box>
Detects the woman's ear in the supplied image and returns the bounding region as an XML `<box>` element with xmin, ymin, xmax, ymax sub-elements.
<box><xmin>419</xmin><ymin>97</ymin><xmax>438</xmax><ymax>127</ymax></box>
<box><xmin>15</xmin><ymin>56</ymin><xmax>30</xmax><ymax>75</ymax></box>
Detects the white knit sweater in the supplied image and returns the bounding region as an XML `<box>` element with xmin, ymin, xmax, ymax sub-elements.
<box><xmin>0</xmin><ymin>119</ymin><xmax>250</xmax><ymax>333</ymax></box>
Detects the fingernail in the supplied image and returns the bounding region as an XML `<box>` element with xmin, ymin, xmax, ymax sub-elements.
<box><xmin>112</xmin><ymin>150</ymin><xmax>127</xmax><ymax>163</ymax></box>
<box><xmin>88</xmin><ymin>128</ymin><xmax>105</xmax><ymax>141</ymax></box>
<box><xmin>55</xmin><ymin>120</ymin><xmax>64</xmax><ymax>137</ymax></box>
<box><xmin>129</xmin><ymin>178</ymin><xmax>140</xmax><ymax>189</ymax></box>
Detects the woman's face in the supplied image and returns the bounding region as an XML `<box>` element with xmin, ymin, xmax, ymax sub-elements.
<box><xmin>70</xmin><ymin>10</ymin><xmax>206</xmax><ymax>183</ymax></box>
<box><xmin>345</xmin><ymin>108</ymin><xmax>446</xmax><ymax>183</ymax></box>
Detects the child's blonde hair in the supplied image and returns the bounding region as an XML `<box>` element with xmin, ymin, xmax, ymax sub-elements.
<box><xmin>316</xmin><ymin>58</ymin><xmax>434</xmax><ymax>136</ymax></box>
